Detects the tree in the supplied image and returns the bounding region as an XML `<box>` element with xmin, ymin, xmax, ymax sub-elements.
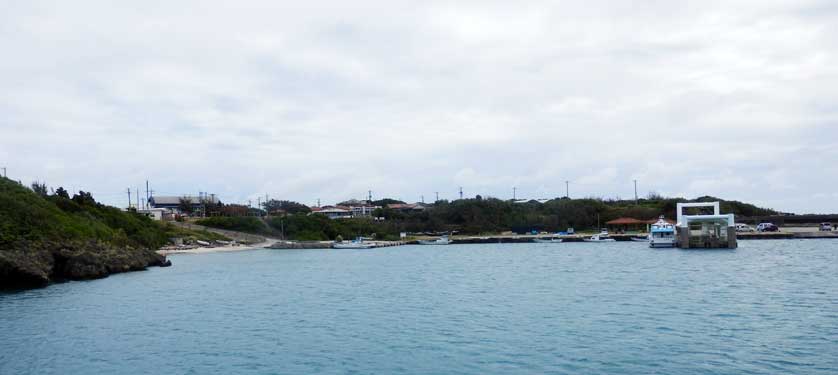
<box><xmin>54</xmin><ymin>187</ymin><xmax>70</xmax><ymax>199</ymax></box>
<box><xmin>71</xmin><ymin>191</ymin><xmax>96</xmax><ymax>206</ymax></box>
<box><xmin>262</xmin><ymin>200</ymin><xmax>310</xmax><ymax>215</ymax></box>
<box><xmin>178</xmin><ymin>197</ymin><xmax>194</xmax><ymax>214</ymax></box>
<box><xmin>371</xmin><ymin>198</ymin><xmax>406</xmax><ymax>207</ymax></box>
<box><xmin>31</xmin><ymin>181</ymin><xmax>48</xmax><ymax>196</ymax></box>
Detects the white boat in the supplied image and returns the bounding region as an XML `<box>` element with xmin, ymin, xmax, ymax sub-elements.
<box><xmin>583</xmin><ymin>232</ymin><xmax>616</xmax><ymax>242</ymax></box>
<box><xmin>332</xmin><ymin>238</ymin><xmax>376</xmax><ymax>249</ymax></box>
<box><xmin>533</xmin><ymin>237</ymin><xmax>563</xmax><ymax>243</ymax></box>
<box><xmin>649</xmin><ymin>216</ymin><xmax>676</xmax><ymax>248</ymax></box>
<box><xmin>418</xmin><ymin>235</ymin><xmax>452</xmax><ymax>245</ymax></box>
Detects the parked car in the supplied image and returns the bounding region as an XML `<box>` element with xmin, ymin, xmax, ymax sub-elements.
<box><xmin>735</xmin><ymin>223</ymin><xmax>756</xmax><ymax>232</ymax></box>
<box><xmin>756</xmin><ymin>223</ymin><xmax>779</xmax><ymax>232</ymax></box>
<box><xmin>820</xmin><ymin>222</ymin><xmax>833</xmax><ymax>231</ymax></box>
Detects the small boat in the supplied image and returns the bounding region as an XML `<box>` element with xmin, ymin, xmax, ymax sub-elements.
<box><xmin>418</xmin><ymin>235</ymin><xmax>452</xmax><ymax>245</ymax></box>
<box><xmin>649</xmin><ymin>216</ymin><xmax>676</xmax><ymax>248</ymax></box>
<box><xmin>332</xmin><ymin>238</ymin><xmax>376</xmax><ymax>249</ymax></box>
<box><xmin>630</xmin><ymin>236</ymin><xmax>650</xmax><ymax>242</ymax></box>
<box><xmin>533</xmin><ymin>237</ymin><xmax>563</xmax><ymax>243</ymax></box>
<box><xmin>583</xmin><ymin>231</ymin><xmax>616</xmax><ymax>242</ymax></box>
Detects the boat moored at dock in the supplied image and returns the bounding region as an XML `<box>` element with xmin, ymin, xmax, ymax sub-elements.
<box><xmin>583</xmin><ymin>231</ymin><xmax>616</xmax><ymax>242</ymax></box>
<box><xmin>649</xmin><ymin>216</ymin><xmax>676</xmax><ymax>248</ymax></box>
<box><xmin>332</xmin><ymin>238</ymin><xmax>376</xmax><ymax>249</ymax></box>
<box><xmin>418</xmin><ymin>235</ymin><xmax>452</xmax><ymax>245</ymax></box>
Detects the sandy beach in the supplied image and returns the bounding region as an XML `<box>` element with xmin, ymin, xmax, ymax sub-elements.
<box><xmin>157</xmin><ymin>238</ymin><xmax>280</xmax><ymax>256</ymax></box>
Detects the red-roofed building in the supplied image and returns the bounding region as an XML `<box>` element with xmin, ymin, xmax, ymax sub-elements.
<box><xmin>606</xmin><ymin>217</ymin><xmax>675</xmax><ymax>233</ymax></box>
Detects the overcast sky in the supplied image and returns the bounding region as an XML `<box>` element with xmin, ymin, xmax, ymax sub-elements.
<box><xmin>2</xmin><ymin>1</ymin><xmax>837</xmax><ymax>213</ymax></box>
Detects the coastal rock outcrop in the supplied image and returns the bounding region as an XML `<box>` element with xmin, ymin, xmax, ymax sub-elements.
<box><xmin>0</xmin><ymin>240</ymin><xmax>168</xmax><ymax>289</ymax></box>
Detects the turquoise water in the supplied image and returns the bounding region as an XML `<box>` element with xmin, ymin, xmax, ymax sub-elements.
<box><xmin>2</xmin><ymin>240</ymin><xmax>837</xmax><ymax>374</ymax></box>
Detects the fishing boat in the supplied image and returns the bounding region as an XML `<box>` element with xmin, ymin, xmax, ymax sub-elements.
<box><xmin>649</xmin><ymin>216</ymin><xmax>676</xmax><ymax>248</ymax></box>
<box><xmin>332</xmin><ymin>238</ymin><xmax>376</xmax><ymax>249</ymax></box>
<box><xmin>418</xmin><ymin>235</ymin><xmax>452</xmax><ymax>245</ymax></box>
<box><xmin>583</xmin><ymin>231</ymin><xmax>616</xmax><ymax>242</ymax></box>
<box><xmin>533</xmin><ymin>237</ymin><xmax>563</xmax><ymax>243</ymax></box>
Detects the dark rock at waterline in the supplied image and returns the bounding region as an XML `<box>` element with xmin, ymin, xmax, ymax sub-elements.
<box><xmin>0</xmin><ymin>240</ymin><xmax>169</xmax><ymax>290</ymax></box>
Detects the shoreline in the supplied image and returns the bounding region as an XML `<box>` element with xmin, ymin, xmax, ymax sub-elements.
<box><xmin>157</xmin><ymin>238</ymin><xmax>279</xmax><ymax>256</ymax></box>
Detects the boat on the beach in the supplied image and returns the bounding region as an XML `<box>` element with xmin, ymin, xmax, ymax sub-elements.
<box><xmin>649</xmin><ymin>216</ymin><xmax>676</xmax><ymax>248</ymax></box>
<box><xmin>332</xmin><ymin>238</ymin><xmax>376</xmax><ymax>249</ymax></box>
<box><xmin>418</xmin><ymin>235</ymin><xmax>452</xmax><ymax>245</ymax></box>
<box><xmin>533</xmin><ymin>237</ymin><xmax>563</xmax><ymax>243</ymax></box>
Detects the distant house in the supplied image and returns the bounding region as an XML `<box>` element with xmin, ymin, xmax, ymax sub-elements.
<box><xmin>137</xmin><ymin>208</ymin><xmax>173</xmax><ymax>221</ymax></box>
<box><xmin>350</xmin><ymin>205</ymin><xmax>380</xmax><ymax>217</ymax></box>
<box><xmin>311</xmin><ymin>206</ymin><xmax>353</xmax><ymax>219</ymax></box>
<box><xmin>148</xmin><ymin>195</ymin><xmax>220</xmax><ymax>213</ymax></box>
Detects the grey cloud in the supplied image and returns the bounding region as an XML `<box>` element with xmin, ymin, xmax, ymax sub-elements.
<box><xmin>1</xmin><ymin>0</ymin><xmax>836</xmax><ymax>213</ymax></box>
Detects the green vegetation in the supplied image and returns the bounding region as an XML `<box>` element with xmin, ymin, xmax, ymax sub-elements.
<box><xmin>0</xmin><ymin>177</ymin><xmax>224</xmax><ymax>288</ymax></box>
<box><xmin>269</xmin><ymin>215</ymin><xmax>402</xmax><ymax>241</ymax></box>
<box><xmin>194</xmin><ymin>217</ymin><xmax>271</xmax><ymax>235</ymax></box>
<box><xmin>1</xmin><ymin>180</ymin><xmax>166</xmax><ymax>249</ymax></box>
<box><xmin>262</xmin><ymin>199</ymin><xmax>310</xmax><ymax>215</ymax></box>
<box><xmin>164</xmin><ymin>226</ymin><xmax>230</xmax><ymax>243</ymax></box>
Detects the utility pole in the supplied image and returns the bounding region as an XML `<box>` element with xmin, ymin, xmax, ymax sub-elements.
<box><xmin>200</xmin><ymin>192</ymin><xmax>206</xmax><ymax>218</ymax></box>
<box><xmin>435</xmin><ymin>192</ymin><xmax>439</xmax><ymax>202</ymax></box>
<box><xmin>317</xmin><ymin>198</ymin><xmax>320</xmax><ymax>207</ymax></box>
<box><xmin>459</xmin><ymin>187</ymin><xmax>463</xmax><ymax>200</ymax></box>
<box><xmin>421</xmin><ymin>195</ymin><xmax>424</xmax><ymax>204</ymax></box>
<box><xmin>634</xmin><ymin>179</ymin><xmax>638</xmax><ymax>204</ymax></box>
<box><xmin>145</xmin><ymin>180</ymin><xmax>150</xmax><ymax>210</ymax></box>
<box><xmin>127</xmin><ymin>188</ymin><xmax>131</xmax><ymax>209</ymax></box>
<box><xmin>565</xmin><ymin>180</ymin><xmax>570</xmax><ymax>199</ymax></box>
<box><xmin>368</xmin><ymin>190</ymin><xmax>372</xmax><ymax>203</ymax></box>
<box><xmin>136</xmin><ymin>187</ymin><xmax>140</xmax><ymax>211</ymax></box>
<box><xmin>513</xmin><ymin>187</ymin><xmax>516</xmax><ymax>200</ymax></box>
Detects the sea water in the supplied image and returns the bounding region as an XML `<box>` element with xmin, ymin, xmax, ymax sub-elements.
<box><xmin>1</xmin><ymin>240</ymin><xmax>836</xmax><ymax>374</ymax></box>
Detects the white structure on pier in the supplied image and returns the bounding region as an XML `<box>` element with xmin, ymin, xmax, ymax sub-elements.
<box><xmin>676</xmin><ymin>202</ymin><xmax>737</xmax><ymax>248</ymax></box>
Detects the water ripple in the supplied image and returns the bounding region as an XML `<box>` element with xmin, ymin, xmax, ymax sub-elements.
<box><xmin>1</xmin><ymin>240</ymin><xmax>837</xmax><ymax>374</ymax></box>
